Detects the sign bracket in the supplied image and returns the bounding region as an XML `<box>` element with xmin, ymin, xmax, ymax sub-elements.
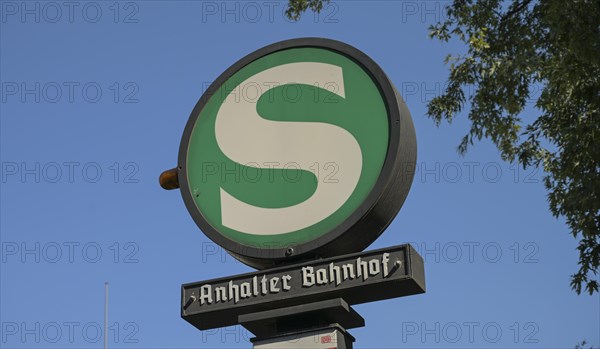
<box><xmin>239</xmin><ymin>298</ymin><xmax>364</xmax><ymax>338</ymax></box>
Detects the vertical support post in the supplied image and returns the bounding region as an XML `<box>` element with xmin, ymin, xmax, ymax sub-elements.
<box><xmin>252</xmin><ymin>325</ymin><xmax>354</xmax><ymax>349</ymax></box>
<box><xmin>104</xmin><ymin>282</ymin><xmax>109</xmax><ymax>349</ymax></box>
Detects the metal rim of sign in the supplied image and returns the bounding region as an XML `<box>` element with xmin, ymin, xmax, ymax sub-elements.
<box><xmin>178</xmin><ymin>37</ymin><xmax>417</xmax><ymax>269</ymax></box>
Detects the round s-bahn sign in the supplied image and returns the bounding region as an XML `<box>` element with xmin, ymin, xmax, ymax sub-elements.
<box><xmin>177</xmin><ymin>38</ymin><xmax>416</xmax><ymax>269</ymax></box>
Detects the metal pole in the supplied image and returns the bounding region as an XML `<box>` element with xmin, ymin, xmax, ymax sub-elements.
<box><xmin>104</xmin><ymin>282</ymin><xmax>109</xmax><ymax>349</ymax></box>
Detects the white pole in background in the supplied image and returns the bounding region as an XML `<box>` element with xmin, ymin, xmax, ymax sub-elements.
<box><xmin>104</xmin><ymin>282</ymin><xmax>109</xmax><ymax>349</ymax></box>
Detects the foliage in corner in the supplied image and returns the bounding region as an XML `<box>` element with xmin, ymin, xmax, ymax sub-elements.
<box><xmin>428</xmin><ymin>0</ymin><xmax>599</xmax><ymax>295</ymax></box>
<box><xmin>285</xmin><ymin>0</ymin><xmax>331</xmax><ymax>20</ymax></box>
<box><xmin>575</xmin><ymin>340</ymin><xmax>596</xmax><ymax>349</ymax></box>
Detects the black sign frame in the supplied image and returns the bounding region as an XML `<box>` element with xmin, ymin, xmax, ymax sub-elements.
<box><xmin>178</xmin><ymin>37</ymin><xmax>417</xmax><ymax>269</ymax></box>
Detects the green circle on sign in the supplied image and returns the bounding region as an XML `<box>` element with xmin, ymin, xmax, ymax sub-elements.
<box><xmin>186</xmin><ymin>47</ymin><xmax>389</xmax><ymax>247</ymax></box>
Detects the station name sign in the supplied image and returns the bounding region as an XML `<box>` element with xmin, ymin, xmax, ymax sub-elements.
<box><xmin>182</xmin><ymin>244</ymin><xmax>425</xmax><ymax>330</ymax></box>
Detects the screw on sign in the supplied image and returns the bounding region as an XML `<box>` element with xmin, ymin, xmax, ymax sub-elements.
<box><xmin>161</xmin><ymin>38</ymin><xmax>417</xmax><ymax>270</ymax></box>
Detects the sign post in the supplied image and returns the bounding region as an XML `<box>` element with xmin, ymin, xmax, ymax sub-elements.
<box><xmin>161</xmin><ymin>38</ymin><xmax>423</xmax><ymax>347</ymax></box>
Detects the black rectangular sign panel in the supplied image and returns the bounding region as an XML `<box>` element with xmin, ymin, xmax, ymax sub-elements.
<box><xmin>182</xmin><ymin>244</ymin><xmax>425</xmax><ymax>330</ymax></box>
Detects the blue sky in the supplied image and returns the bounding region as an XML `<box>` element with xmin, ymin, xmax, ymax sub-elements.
<box><xmin>1</xmin><ymin>1</ymin><xmax>598</xmax><ymax>348</ymax></box>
